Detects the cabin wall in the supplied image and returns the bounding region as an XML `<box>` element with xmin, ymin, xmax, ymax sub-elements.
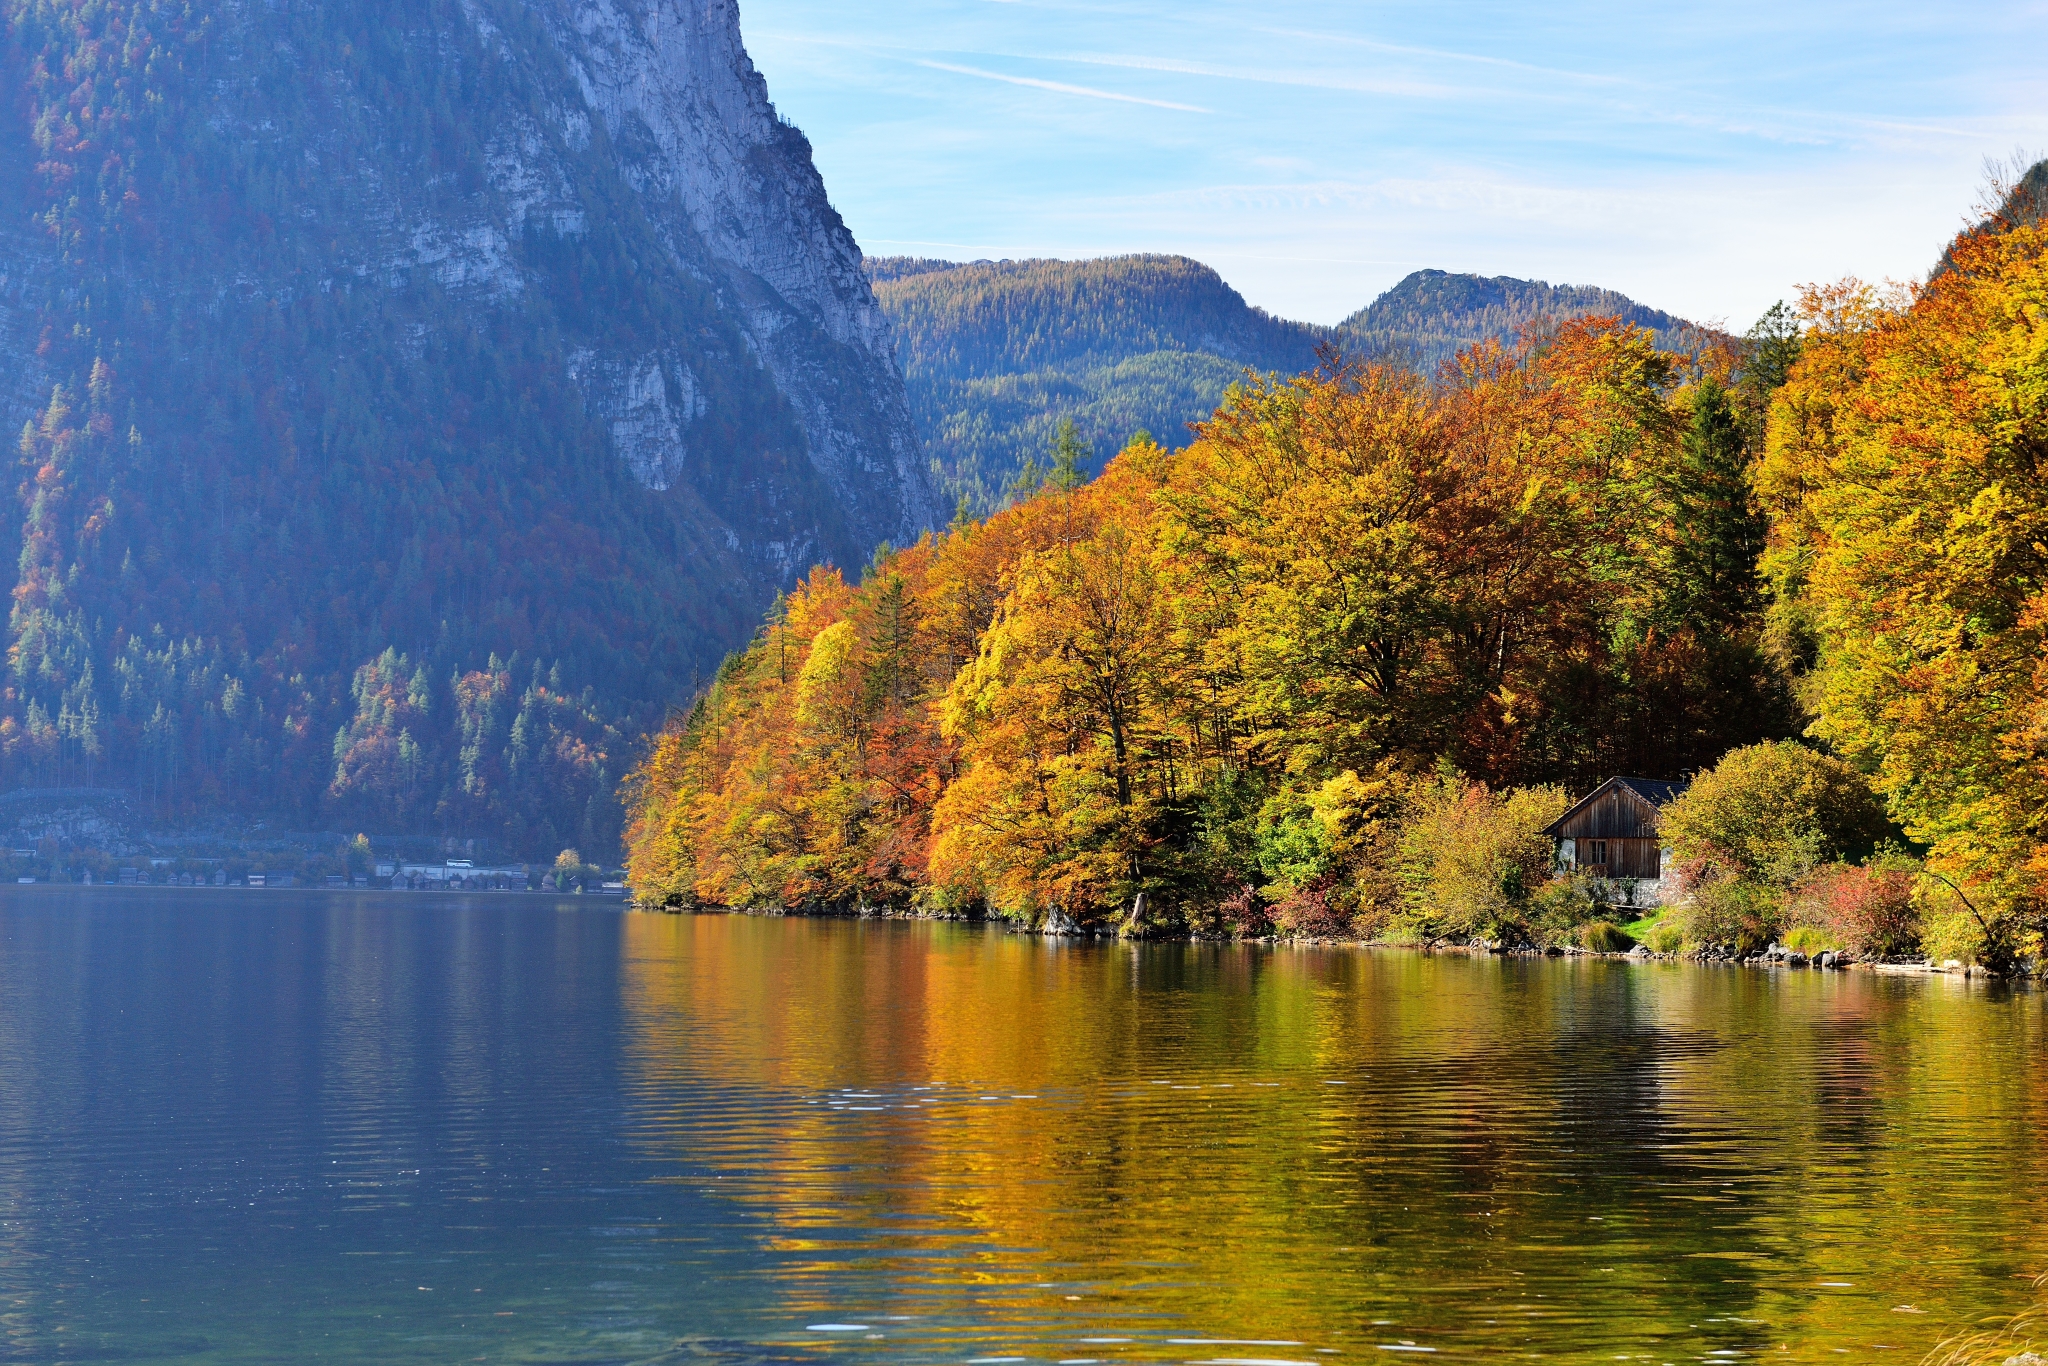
<box><xmin>1549</xmin><ymin>779</ymin><xmax>1686</xmax><ymax>903</ymax></box>
<box><xmin>1555</xmin><ymin>789</ymin><xmax>1662</xmax><ymax>841</ymax></box>
<box><xmin>1613</xmin><ymin>838</ymin><xmax>1662</xmax><ymax>879</ymax></box>
<box><xmin>1562</xmin><ymin>837</ymin><xmax>1663</xmax><ymax>880</ymax></box>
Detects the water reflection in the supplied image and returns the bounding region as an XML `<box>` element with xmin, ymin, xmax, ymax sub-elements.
<box><xmin>0</xmin><ymin>892</ymin><xmax>2039</xmax><ymax>1364</ymax></box>
<box><xmin>0</xmin><ymin>890</ymin><xmax>776</xmax><ymax>1364</ymax></box>
<box><xmin>620</xmin><ymin>916</ymin><xmax>2048</xmax><ymax>1363</ymax></box>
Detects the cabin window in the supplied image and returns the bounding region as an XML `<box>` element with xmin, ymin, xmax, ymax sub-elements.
<box><xmin>1582</xmin><ymin>840</ymin><xmax>1608</xmax><ymax>868</ymax></box>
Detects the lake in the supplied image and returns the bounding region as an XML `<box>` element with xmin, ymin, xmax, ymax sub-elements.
<box><xmin>0</xmin><ymin>888</ymin><xmax>2041</xmax><ymax>1364</ymax></box>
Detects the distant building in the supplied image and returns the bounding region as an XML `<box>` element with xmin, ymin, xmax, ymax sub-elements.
<box><xmin>1544</xmin><ymin>777</ymin><xmax>1688</xmax><ymax>902</ymax></box>
<box><xmin>397</xmin><ymin>861</ymin><xmax>527</xmax><ymax>888</ymax></box>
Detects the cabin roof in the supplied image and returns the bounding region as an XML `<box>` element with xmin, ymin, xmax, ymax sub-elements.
<box><xmin>1542</xmin><ymin>776</ymin><xmax>1688</xmax><ymax>838</ymax></box>
<box><xmin>1612</xmin><ymin>776</ymin><xmax>1685</xmax><ymax>807</ymax></box>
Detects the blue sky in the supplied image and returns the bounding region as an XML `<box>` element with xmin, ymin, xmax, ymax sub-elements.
<box><xmin>741</xmin><ymin>0</ymin><xmax>2045</xmax><ymax>327</ymax></box>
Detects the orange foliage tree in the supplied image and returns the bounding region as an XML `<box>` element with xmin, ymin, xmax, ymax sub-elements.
<box><xmin>627</xmin><ymin>322</ymin><xmax>1798</xmax><ymax>930</ymax></box>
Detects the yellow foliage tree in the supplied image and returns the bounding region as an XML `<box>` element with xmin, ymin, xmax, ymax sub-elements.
<box><xmin>930</xmin><ymin>448</ymin><xmax>1180</xmax><ymax>920</ymax></box>
<box><xmin>1762</xmin><ymin>227</ymin><xmax>2048</xmax><ymax>950</ymax></box>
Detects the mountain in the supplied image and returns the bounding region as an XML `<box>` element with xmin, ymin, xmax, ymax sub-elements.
<box><xmin>867</xmin><ymin>255</ymin><xmax>1327</xmax><ymax>510</ymax></box>
<box><xmin>2002</xmin><ymin>159</ymin><xmax>2048</xmax><ymax>229</ymax></box>
<box><xmin>1937</xmin><ymin>157</ymin><xmax>2048</xmax><ymax>275</ymax></box>
<box><xmin>1339</xmin><ymin>269</ymin><xmax>1703</xmax><ymax>373</ymax></box>
<box><xmin>870</xmin><ymin>257</ymin><xmax>1706</xmax><ymax>510</ymax></box>
<box><xmin>0</xmin><ymin>0</ymin><xmax>936</xmax><ymax>854</ymax></box>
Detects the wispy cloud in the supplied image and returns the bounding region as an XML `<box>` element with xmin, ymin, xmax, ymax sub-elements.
<box><xmin>910</xmin><ymin>59</ymin><xmax>1209</xmax><ymax>113</ymax></box>
<box><xmin>1250</xmin><ymin>26</ymin><xmax>1639</xmax><ymax>89</ymax></box>
<box><xmin>1058</xmin><ymin>52</ymin><xmax>1461</xmax><ymax>101</ymax></box>
<box><xmin>742</xmin><ymin>0</ymin><xmax>2040</xmax><ymax>325</ymax></box>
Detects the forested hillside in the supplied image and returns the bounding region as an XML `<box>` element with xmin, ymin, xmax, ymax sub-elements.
<box><xmin>0</xmin><ymin>0</ymin><xmax>934</xmax><ymax>854</ymax></box>
<box><xmin>871</xmin><ymin>256</ymin><xmax>1705</xmax><ymax>511</ymax></box>
<box><xmin>869</xmin><ymin>255</ymin><xmax>1327</xmax><ymax>509</ymax></box>
<box><xmin>1339</xmin><ymin>269</ymin><xmax>1705</xmax><ymax>372</ymax></box>
<box><xmin>627</xmin><ymin>314</ymin><xmax>1796</xmax><ymax>922</ymax></box>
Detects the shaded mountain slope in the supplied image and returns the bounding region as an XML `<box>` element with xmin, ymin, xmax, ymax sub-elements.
<box><xmin>0</xmin><ymin>0</ymin><xmax>935</xmax><ymax>853</ymax></box>
<box><xmin>1340</xmin><ymin>269</ymin><xmax>1701</xmax><ymax>372</ymax></box>
<box><xmin>869</xmin><ymin>255</ymin><xmax>1327</xmax><ymax>509</ymax></box>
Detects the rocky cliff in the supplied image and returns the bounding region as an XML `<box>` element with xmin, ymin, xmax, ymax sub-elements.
<box><xmin>0</xmin><ymin>0</ymin><xmax>936</xmax><ymax>852</ymax></box>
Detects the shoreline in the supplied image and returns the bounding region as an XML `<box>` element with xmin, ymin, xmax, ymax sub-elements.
<box><xmin>634</xmin><ymin>901</ymin><xmax>2029</xmax><ymax>982</ymax></box>
<box><xmin>2</xmin><ymin>881</ymin><xmax>631</xmax><ymax>898</ymax></box>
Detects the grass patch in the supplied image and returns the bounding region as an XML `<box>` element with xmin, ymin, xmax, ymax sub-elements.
<box><xmin>1620</xmin><ymin>910</ymin><xmax>1665</xmax><ymax>939</ymax></box>
<box><xmin>1580</xmin><ymin>921</ymin><xmax>1636</xmax><ymax>953</ymax></box>
<box><xmin>1783</xmin><ymin>925</ymin><xmax>1844</xmax><ymax>955</ymax></box>
<box><xmin>1622</xmin><ymin>908</ymin><xmax>1685</xmax><ymax>953</ymax></box>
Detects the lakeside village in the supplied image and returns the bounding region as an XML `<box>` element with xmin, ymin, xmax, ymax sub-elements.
<box><xmin>12</xmin><ymin>849</ymin><xmax>627</xmax><ymax>894</ymax></box>
<box><xmin>0</xmin><ymin>787</ymin><xmax>625</xmax><ymax>893</ymax></box>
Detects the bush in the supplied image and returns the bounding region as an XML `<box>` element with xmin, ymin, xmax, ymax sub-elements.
<box><xmin>1661</xmin><ymin>743</ymin><xmax>1893</xmax><ymax>955</ymax></box>
<box><xmin>1787</xmin><ymin>860</ymin><xmax>1922</xmax><ymax>960</ymax></box>
<box><xmin>1581</xmin><ymin>921</ymin><xmax>1635</xmax><ymax>953</ymax></box>
<box><xmin>1529</xmin><ymin>873</ymin><xmax>1599</xmax><ymax>945</ymax></box>
<box><xmin>1642</xmin><ymin>919</ymin><xmax>1685</xmax><ymax>953</ymax></box>
<box><xmin>1394</xmin><ymin>777</ymin><xmax>1568</xmax><ymax>942</ymax></box>
<box><xmin>1269</xmin><ymin>875</ymin><xmax>1355</xmax><ymax>939</ymax></box>
<box><xmin>1662</xmin><ymin>742</ymin><xmax>1890</xmax><ymax>891</ymax></box>
<box><xmin>1783</xmin><ymin>925</ymin><xmax>1842</xmax><ymax>954</ymax></box>
<box><xmin>1677</xmin><ymin>872</ymin><xmax>1783</xmax><ymax>954</ymax></box>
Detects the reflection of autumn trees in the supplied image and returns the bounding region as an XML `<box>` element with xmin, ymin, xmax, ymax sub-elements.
<box><xmin>616</xmin><ymin>917</ymin><xmax>2048</xmax><ymax>1357</ymax></box>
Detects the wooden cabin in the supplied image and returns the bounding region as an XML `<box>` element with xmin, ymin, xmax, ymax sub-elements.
<box><xmin>1544</xmin><ymin>777</ymin><xmax>1687</xmax><ymax>881</ymax></box>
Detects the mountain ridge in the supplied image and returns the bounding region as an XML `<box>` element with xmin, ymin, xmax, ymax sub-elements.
<box><xmin>868</xmin><ymin>254</ymin><xmax>1709</xmax><ymax>508</ymax></box>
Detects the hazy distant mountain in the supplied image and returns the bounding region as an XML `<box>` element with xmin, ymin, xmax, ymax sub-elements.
<box><xmin>872</xmin><ymin>257</ymin><xmax>1705</xmax><ymax>508</ymax></box>
<box><xmin>868</xmin><ymin>255</ymin><xmax>1328</xmax><ymax>509</ymax></box>
<box><xmin>1339</xmin><ymin>269</ymin><xmax>1700</xmax><ymax>373</ymax></box>
<box><xmin>0</xmin><ymin>0</ymin><xmax>936</xmax><ymax>854</ymax></box>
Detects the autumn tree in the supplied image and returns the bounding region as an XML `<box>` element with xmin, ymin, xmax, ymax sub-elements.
<box><xmin>1762</xmin><ymin>226</ymin><xmax>2048</xmax><ymax>959</ymax></box>
<box><xmin>931</xmin><ymin>449</ymin><xmax>1178</xmax><ymax>918</ymax></box>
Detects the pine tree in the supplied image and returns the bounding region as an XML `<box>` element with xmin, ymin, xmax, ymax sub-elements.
<box><xmin>1661</xmin><ymin>376</ymin><xmax>1766</xmax><ymax>630</ymax></box>
<box><xmin>1048</xmin><ymin>418</ymin><xmax>1089</xmax><ymax>491</ymax></box>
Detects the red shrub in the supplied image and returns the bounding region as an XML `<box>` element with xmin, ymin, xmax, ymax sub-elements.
<box><xmin>1795</xmin><ymin>864</ymin><xmax>1921</xmax><ymax>960</ymax></box>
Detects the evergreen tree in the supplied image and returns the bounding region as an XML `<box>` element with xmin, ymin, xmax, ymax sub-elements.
<box><xmin>1661</xmin><ymin>376</ymin><xmax>1767</xmax><ymax>630</ymax></box>
<box><xmin>1048</xmin><ymin>418</ymin><xmax>1090</xmax><ymax>491</ymax></box>
<box><xmin>1736</xmin><ymin>302</ymin><xmax>1802</xmax><ymax>449</ymax></box>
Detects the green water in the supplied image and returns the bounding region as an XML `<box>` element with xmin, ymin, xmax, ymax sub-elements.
<box><xmin>0</xmin><ymin>889</ymin><xmax>2040</xmax><ymax>1363</ymax></box>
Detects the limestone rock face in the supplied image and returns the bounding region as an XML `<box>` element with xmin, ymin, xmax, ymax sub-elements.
<box><xmin>0</xmin><ymin>0</ymin><xmax>936</xmax><ymax>596</ymax></box>
<box><xmin>543</xmin><ymin>0</ymin><xmax>938</xmax><ymax>546</ymax></box>
<box><xmin>0</xmin><ymin>0</ymin><xmax>938</xmax><ymax>840</ymax></box>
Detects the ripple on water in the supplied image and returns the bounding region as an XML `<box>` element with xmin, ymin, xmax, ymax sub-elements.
<box><xmin>0</xmin><ymin>896</ymin><xmax>2040</xmax><ymax>1365</ymax></box>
